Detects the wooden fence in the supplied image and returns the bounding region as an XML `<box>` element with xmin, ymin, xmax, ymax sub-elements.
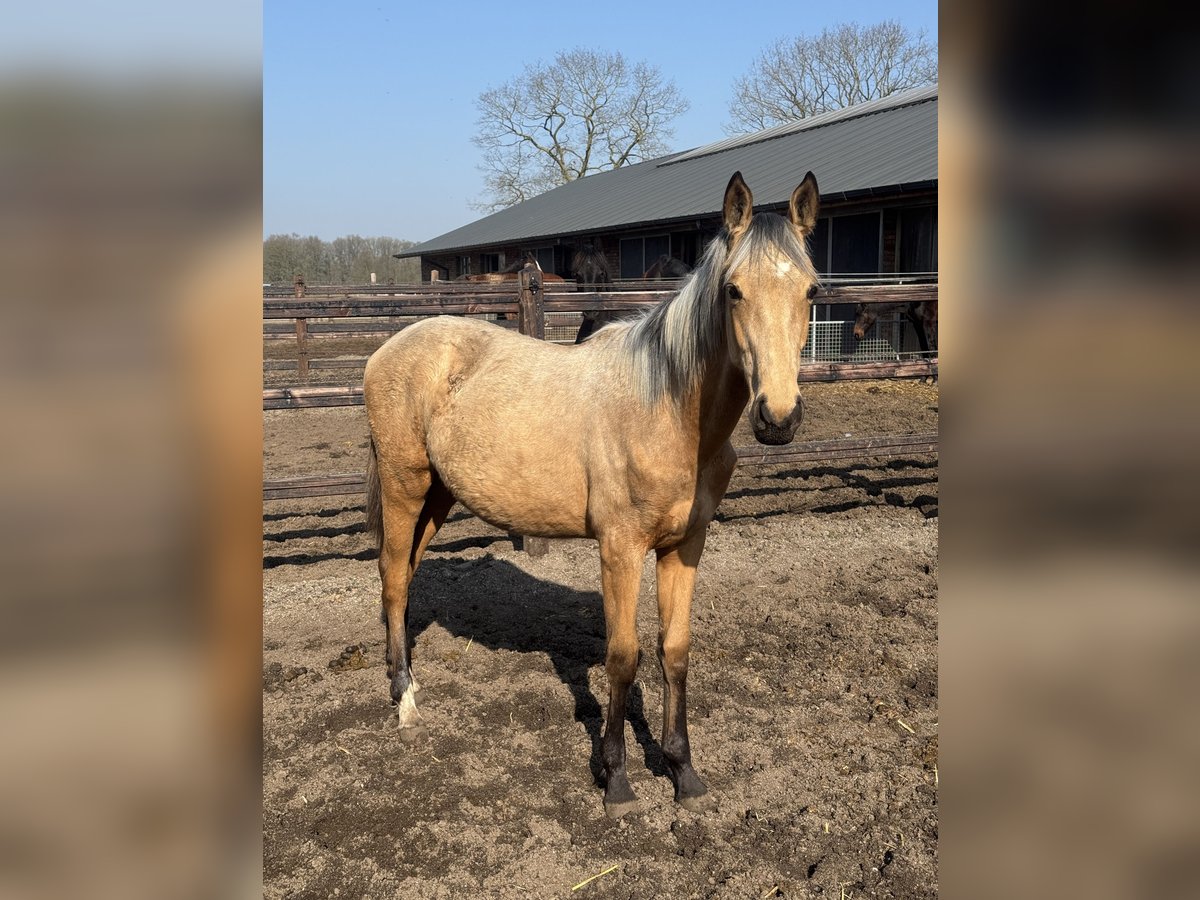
<box><xmin>262</xmin><ymin>271</ymin><xmax>939</xmax><ymax>542</ymax></box>
<box><xmin>263</xmin><ymin>274</ymin><xmax>938</xmax><ymax>381</ymax></box>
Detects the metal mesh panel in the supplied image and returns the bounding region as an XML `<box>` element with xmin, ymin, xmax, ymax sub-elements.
<box><xmin>806</xmin><ymin>320</ymin><xmax>852</xmax><ymax>361</ymax></box>
<box><xmin>545</xmin><ymin>313</ymin><xmax>583</xmax><ymax>343</ymax></box>
<box><xmin>806</xmin><ymin>314</ymin><xmax>936</xmax><ymax>362</ymax></box>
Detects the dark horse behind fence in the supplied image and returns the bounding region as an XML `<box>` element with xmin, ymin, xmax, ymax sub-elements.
<box><xmin>571</xmin><ymin>243</ymin><xmax>615</xmax><ymax>344</ymax></box>
<box><xmin>852</xmin><ymin>300</ymin><xmax>938</xmax><ymax>355</ymax></box>
<box><xmin>644</xmin><ymin>254</ymin><xmax>693</xmax><ymax>279</ymax></box>
<box><xmin>363</xmin><ymin>171</ymin><xmax>821</xmax><ymax>818</ymax></box>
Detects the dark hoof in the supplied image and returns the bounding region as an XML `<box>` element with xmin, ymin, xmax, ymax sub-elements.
<box><xmin>677</xmin><ymin>790</ymin><xmax>716</xmax><ymax>813</ymax></box>
<box><xmin>604</xmin><ymin>774</ymin><xmax>639</xmax><ymax>819</ymax></box>
<box><xmin>604</xmin><ymin>796</ymin><xmax>640</xmax><ymax>819</ymax></box>
<box><xmin>398</xmin><ymin>724</ymin><xmax>427</xmax><ymax>744</ymax></box>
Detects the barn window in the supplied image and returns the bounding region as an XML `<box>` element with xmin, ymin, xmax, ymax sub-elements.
<box><xmin>670</xmin><ymin>232</ymin><xmax>699</xmax><ymax>268</ymax></box>
<box><xmin>480</xmin><ymin>253</ymin><xmax>501</xmax><ymax>273</ymax></box>
<box><xmin>457</xmin><ymin>255</ymin><xmax>470</xmax><ymax>276</ymax></box>
<box><xmin>897</xmin><ymin>206</ymin><xmax>937</xmax><ymax>274</ymax></box>
<box><xmin>619</xmin><ymin>234</ymin><xmax>670</xmax><ymax>278</ymax></box>
<box><xmin>830</xmin><ymin>211</ymin><xmax>882</xmax><ymax>275</ymax></box>
<box><xmin>813</xmin><ymin>211</ymin><xmax>882</xmax><ymax>323</ymax></box>
<box><xmin>809</xmin><ymin>217</ymin><xmax>831</xmax><ymax>273</ymax></box>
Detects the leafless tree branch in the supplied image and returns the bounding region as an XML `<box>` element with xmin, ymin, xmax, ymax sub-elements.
<box><xmin>472</xmin><ymin>49</ymin><xmax>689</xmax><ymax>213</ymax></box>
<box><xmin>725</xmin><ymin>21</ymin><xmax>937</xmax><ymax>134</ymax></box>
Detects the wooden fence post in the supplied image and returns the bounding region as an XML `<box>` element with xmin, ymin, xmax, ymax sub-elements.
<box><xmin>295</xmin><ymin>318</ymin><xmax>309</xmax><ymax>378</ymax></box>
<box><xmin>514</xmin><ymin>262</ymin><xmax>549</xmax><ymax>557</ymax></box>
<box><xmin>292</xmin><ymin>276</ymin><xmax>309</xmax><ymax>377</ymax></box>
<box><xmin>516</xmin><ymin>262</ymin><xmax>545</xmax><ymax>340</ymax></box>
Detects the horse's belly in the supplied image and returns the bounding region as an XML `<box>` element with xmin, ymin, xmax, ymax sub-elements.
<box><xmin>428</xmin><ymin>432</ymin><xmax>590</xmax><ymax>539</ymax></box>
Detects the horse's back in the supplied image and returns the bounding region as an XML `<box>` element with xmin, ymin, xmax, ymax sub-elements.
<box><xmin>364</xmin><ymin>316</ymin><xmax>530</xmax><ymax>411</ymax></box>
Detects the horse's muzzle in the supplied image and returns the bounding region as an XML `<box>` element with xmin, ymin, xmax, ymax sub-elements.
<box><xmin>750</xmin><ymin>395</ymin><xmax>803</xmax><ymax>445</ymax></box>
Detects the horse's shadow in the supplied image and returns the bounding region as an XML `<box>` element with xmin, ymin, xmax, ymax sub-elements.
<box><xmin>402</xmin><ymin>554</ymin><xmax>667</xmax><ymax>787</ymax></box>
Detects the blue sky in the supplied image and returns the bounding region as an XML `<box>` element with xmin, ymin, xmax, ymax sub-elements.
<box><xmin>265</xmin><ymin>1</ymin><xmax>937</xmax><ymax>242</ymax></box>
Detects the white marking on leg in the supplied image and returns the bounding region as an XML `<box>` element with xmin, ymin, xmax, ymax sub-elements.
<box><xmin>397</xmin><ymin>683</ymin><xmax>422</xmax><ymax>728</ymax></box>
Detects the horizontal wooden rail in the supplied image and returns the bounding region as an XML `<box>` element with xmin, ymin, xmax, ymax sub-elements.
<box><xmin>264</xmin><ymin>298</ymin><xmax>520</xmax><ymax>319</ymax></box>
<box><xmin>266</xmin><ymin>282</ymin><xmax>522</xmax><ymax>298</ymax></box>
<box><xmin>796</xmin><ymin>359</ymin><xmax>937</xmax><ymax>382</ymax></box>
<box><xmin>819</xmin><ymin>283</ymin><xmax>936</xmax><ymax>303</ymax></box>
<box><xmin>264</xmin><ymin>358</ymin><xmax>370</xmax><ymax>372</ymax></box>
<box><xmin>266</xmin><ymin>275</ymin><xmax>934</xmax><ymax>299</ymax></box>
<box><xmin>263</xmin><ymin>431</ymin><xmax>938</xmax><ymax>502</ymax></box>
<box><xmin>263</xmin><ymin>318</ymin><xmax>521</xmax><ymax>336</ymax></box>
<box><xmin>263</xmin><ymin>282</ymin><xmax>936</xmax><ymax>316</ymax></box>
<box><xmin>262</xmin><ymin>359</ymin><xmax>937</xmax><ymax>407</ymax></box>
<box><xmin>264</xmin><ymin>474</ymin><xmax>368</xmax><ymax>501</ymax></box>
<box><xmin>263</xmin><ymin>386</ymin><xmax>364</xmax><ymax>409</ymax></box>
<box><xmin>735</xmin><ymin>432</ymin><xmax>938</xmax><ymax>468</ymax></box>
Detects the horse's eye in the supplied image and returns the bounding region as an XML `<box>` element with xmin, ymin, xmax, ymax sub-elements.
<box><xmin>807</xmin><ymin>284</ymin><xmax>820</xmax><ymax>300</ymax></box>
<box><xmin>725</xmin><ymin>283</ymin><xmax>742</xmax><ymax>302</ymax></box>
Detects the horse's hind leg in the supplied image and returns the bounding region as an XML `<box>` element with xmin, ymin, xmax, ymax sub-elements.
<box><xmin>377</xmin><ymin>470</ymin><xmax>431</xmax><ymax>741</ymax></box>
<box><xmin>409</xmin><ymin>472</ymin><xmax>455</xmax><ymax>577</ymax></box>
<box><xmin>397</xmin><ymin>475</ymin><xmax>455</xmax><ymax>698</ymax></box>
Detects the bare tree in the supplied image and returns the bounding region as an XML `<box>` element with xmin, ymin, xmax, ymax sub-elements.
<box><xmin>473</xmin><ymin>49</ymin><xmax>689</xmax><ymax>212</ymax></box>
<box><xmin>726</xmin><ymin>21</ymin><xmax>937</xmax><ymax>134</ymax></box>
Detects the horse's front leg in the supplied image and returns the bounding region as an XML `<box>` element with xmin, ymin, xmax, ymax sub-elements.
<box><xmin>655</xmin><ymin>527</ymin><xmax>716</xmax><ymax>812</ymax></box>
<box><xmin>598</xmin><ymin>537</ymin><xmax>646</xmax><ymax>818</ymax></box>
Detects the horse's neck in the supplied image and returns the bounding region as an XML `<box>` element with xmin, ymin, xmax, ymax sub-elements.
<box><xmin>685</xmin><ymin>341</ymin><xmax>749</xmax><ymax>462</ymax></box>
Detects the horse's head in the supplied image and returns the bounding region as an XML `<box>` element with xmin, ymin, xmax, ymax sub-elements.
<box><xmin>852</xmin><ymin>303</ymin><xmax>878</xmax><ymax>340</ymax></box>
<box><xmin>721</xmin><ymin>171</ymin><xmax>820</xmax><ymax>445</ymax></box>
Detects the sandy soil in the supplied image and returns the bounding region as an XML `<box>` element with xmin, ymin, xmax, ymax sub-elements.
<box><xmin>263</xmin><ymin>380</ymin><xmax>938</xmax><ymax>899</ymax></box>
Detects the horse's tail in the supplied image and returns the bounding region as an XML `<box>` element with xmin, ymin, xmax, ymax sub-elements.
<box><xmin>365</xmin><ymin>435</ymin><xmax>383</xmax><ymax>549</ymax></box>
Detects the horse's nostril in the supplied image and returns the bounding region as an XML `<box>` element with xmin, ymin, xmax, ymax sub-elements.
<box><xmin>753</xmin><ymin>397</ymin><xmax>773</xmax><ymax>430</ymax></box>
<box><xmin>754</xmin><ymin>398</ymin><xmax>768</xmax><ymax>428</ymax></box>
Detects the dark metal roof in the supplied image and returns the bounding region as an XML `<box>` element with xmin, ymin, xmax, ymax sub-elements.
<box><xmin>398</xmin><ymin>84</ymin><xmax>937</xmax><ymax>258</ymax></box>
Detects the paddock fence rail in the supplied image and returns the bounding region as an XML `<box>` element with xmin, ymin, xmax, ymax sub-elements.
<box><xmin>263</xmin><ymin>271</ymin><xmax>938</xmax><ymax>541</ymax></box>
<box><xmin>263</xmin><ymin>274</ymin><xmax>937</xmax><ymax>381</ymax></box>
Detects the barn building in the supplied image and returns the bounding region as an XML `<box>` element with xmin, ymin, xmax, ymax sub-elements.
<box><xmin>396</xmin><ymin>84</ymin><xmax>937</xmax><ymax>355</ymax></box>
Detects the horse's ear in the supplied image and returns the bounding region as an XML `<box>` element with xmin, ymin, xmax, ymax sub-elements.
<box><xmin>723</xmin><ymin>172</ymin><xmax>754</xmax><ymax>240</ymax></box>
<box><xmin>789</xmin><ymin>171</ymin><xmax>819</xmax><ymax>235</ymax></box>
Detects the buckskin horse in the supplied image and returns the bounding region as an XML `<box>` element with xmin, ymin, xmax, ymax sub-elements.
<box><xmin>363</xmin><ymin>171</ymin><xmax>821</xmax><ymax>817</ymax></box>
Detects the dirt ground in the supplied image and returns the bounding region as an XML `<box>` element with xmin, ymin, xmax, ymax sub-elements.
<box><xmin>263</xmin><ymin>379</ymin><xmax>939</xmax><ymax>899</ymax></box>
